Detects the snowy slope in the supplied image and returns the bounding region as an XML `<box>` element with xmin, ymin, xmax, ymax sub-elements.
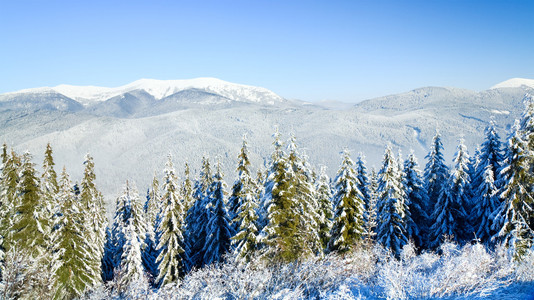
<box><xmin>1</xmin><ymin>78</ymin><xmax>532</xmax><ymax>204</ymax></box>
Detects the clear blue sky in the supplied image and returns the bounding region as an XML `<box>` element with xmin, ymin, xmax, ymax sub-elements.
<box><xmin>1</xmin><ymin>0</ymin><xmax>533</xmax><ymax>102</ymax></box>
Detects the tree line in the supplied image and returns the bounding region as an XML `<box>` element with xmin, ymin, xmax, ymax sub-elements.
<box><xmin>0</xmin><ymin>95</ymin><xmax>533</xmax><ymax>298</ymax></box>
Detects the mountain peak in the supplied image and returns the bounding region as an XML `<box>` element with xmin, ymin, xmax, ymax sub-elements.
<box><xmin>491</xmin><ymin>78</ymin><xmax>534</xmax><ymax>90</ymax></box>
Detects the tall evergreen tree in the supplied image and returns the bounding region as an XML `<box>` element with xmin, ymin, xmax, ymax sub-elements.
<box><xmin>203</xmin><ymin>163</ymin><xmax>233</xmax><ymax>265</ymax></box>
<box><xmin>430</xmin><ymin>139</ymin><xmax>471</xmax><ymax>247</ymax></box>
<box><xmin>0</xmin><ymin>149</ymin><xmax>19</xmax><ymax>258</ymax></box>
<box><xmin>355</xmin><ymin>154</ymin><xmax>372</xmax><ymax>228</ymax></box>
<box><xmin>376</xmin><ymin>146</ymin><xmax>408</xmax><ymax>257</ymax></box>
<box><xmin>11</xmin><ymin>152</ymin><xmax>46</xmax><ymax>256</ymax></box>
<box><xmin>231</xmin><ymin>178</ymin><xmax>260</xmax><ymax>263</ymax></box>
<box><xmin>228</xmin><ymin>136</ymin><xmax>257</xmax><ymax>234</ymax></box>
<box><xmin>118</xmin><ymin>222</ymin><xmax>147</xmax><ymax>292</ymax></box>
<box><xmin>79</xmin><ymin>154</ymin><xmax>106</xmax><ymax>287</ymax></box>
<box><xmin>328</xmin><ymin>150</ymin><xmax>365</xmax><ymax>253</ymax></box>
<box><xmin>424</xmin><ymin>132</ymin><xmax>449</xmax><ymax>216</ymax></box>
<box><xmin>315</xmin><ymin>166</ymin><xmax>333</xmax><ymax>250</ymax></box>
<box><xmin>471</xmin><ymin>119</ymin><xmax>503</xmax><ymax>243</ymax></box>
<box><xmin>156</xmin><ymin>155</ymin><xmax>186</xmax><ymax>286</ymax></box>
<box><xmin>403</xmin><ymin>152</ymin><xmax>430</xmax><ymax>250</ymax></box>
<box><xmin>181</xmin><ymin>163</ymin><xmax>194</xmax><ymax>214</ymax></box>
<box><xmin>184</xmin><ymin>156</ymin><xmax>212</xmax><ymax>270</ymax></box>
<box><xmin>494</xmin><ymin>118</ymin><xmax>534</xmax><ymax>258</ymax></box>
<box><xmin>53</xmin><ymin>168</ymin><xmax>95</xmax><ymax>299</ymax></box>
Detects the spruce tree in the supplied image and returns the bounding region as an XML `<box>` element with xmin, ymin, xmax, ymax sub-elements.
<box><xmin>471</xmin><ymin>119</ymin><xmax>503</xmax><ymax>243</ymax></box>
<box><xmin>403</xmin><ymin>152</ymin><xmax>430</xmax><ymax>250</ymax></box>
<box><xmin>79</xmin><ymin>154</ymin><xmax>106</xmax><ymax>287</ymax></box>
<box><xmin>118</xmin><ymin>222</ymin><xmax>147</xmax><ymax>293</ymax></box>
<box><xmin>228</xmin><ymin>136</ymin><xmax>257</xmax><ymax>234</ymax></box>
<box><xmin>185</xmin><ymin>156</ymin><xmax>212</xmax><ymax>269</ymax></box>
<box><xmin>156</xmin><ymin>155</ymin><xmax>186</xmax><ymax>286</ymax></box>
<box><xmin>493</xmin><ymin>119</ymin><xmax>534</xmax><ymax>258</ymax></box>
<box><xmin>424</xmin><ymin>132</ymin><xmax>449</xmax><ymax>216</ymax></box>
<box><xmin>181</xmin><ymin>163</ymin><xmax>194</xmax><ymax>214</ymax></box>
<box><xmin>355</xmin><ymin>154</ymin><xmax>372</xmax><ymax>229</ymax></box>
<box><xmin>0</xmin><ymin>149</ymin><xmax>19</xmax><ymax>257</ymax></box>
<box><xmin>203</xmin><ymin>163</ymin><xmax>233</xmax><ymax>265</ymax></box>
<box><xmin>231</xmin><ymin>178</ymin><xmax>260</xmax><ymax>263</ymax></box>
<box><xmin>376</xmin><ymin>146</ymin><xmax>408</xmax><ymax>257</ymax></box>
<box><xmin>315</xmin><ymin>166</ymin><xmax>333</xmax><ymax>250</ymax></box>
<box><xmin>430</xmin><ymin>140</ymin><xmax>471</xmax><ymax>247</ymax></box>
<box><xmin>328</xmin><ymin>150</ymin><xmax>365</xmax><ymax>253</ymax></box>
<box><xmin>53</xmin><ymin>168</ymin><xmax>95</xmax><ymax>299</ymax></box>
<box><xmin>11</xmin><ymin>152</ymin><xmax>46</xmax><ymax>256</ymax></box>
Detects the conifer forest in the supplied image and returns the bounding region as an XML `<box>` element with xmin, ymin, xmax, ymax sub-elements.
<box><xmin>1</xmin><ymin>98</ymin><xmax>534</xmax><ymax>299</ymax></box>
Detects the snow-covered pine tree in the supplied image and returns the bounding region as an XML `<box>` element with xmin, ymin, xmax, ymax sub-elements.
<box><xmin>424</xmin><ymin>132</ymin><xmax>449</xmax><ymax>217</ymax></box>
<box><xmin>376</xmin><ymin>145</ymin><xmax>408</xmax><ymax>257</ymax></box>
<box><xmin>315</xmin><ymin>166</ymin><xmax>333</xmax><ymax>250</ymax></box>
<box><xmin>471</xmin><ymin>119</ymin><xmax>504</xmax><ymax>243</ymax></box>
<box><xmin>402</xmin><ymin>152</ymin><xmax>430</xmax><ymax>250</ymax></box>
<box><xmin>231</xmin><ymin>177</ymin><xmax>260</xmax><ymax>263</ymax></box>
<box><xmin>0</xmin><ymin>149</ymin><xmax>19</xmax><ymax>257</ymax></box>
<box><xmin>79</xmin><ymin>154</ymin><xmax>106</xmax><ymax>287</ymax></box>
<box><xmin>11</xmin><ymin>152</ymin><xmax>47</xmax><ymax>256</ymax></box>
<box><xmin>156</xmin><ymin>154</ymin><xmax>186</xmax><ymax>286</ymax></box>
<box><xmin>118</xmin><ymin>222</ymin><xmax>147</xmax><ymax>294</ymax></box>
<box><xmin>184</xmin><ymin>156</ymin><xmax>212</xmax><ymax>270</ymax></box>
<box><xmin>53</xmin><ymin>167</ymin><xmax>95</xmax><ymax>299</ymax></box>
<box><xmin>142</xmin><ymin>174</ymin><xmax>161</xmax><ymax>281</ymax></box>
<box><xmin>41</xmin><ymin>143</ymin><xmax>59</xmax><ymax>221</ymax></box>
<box><xmin>355</xmin><ymin>154</ymin><xmax>372</xmax><ymax>232</ymax></box>
<box><xmin>181</xmin><ymin>163</ymin><xmax>194</xmax><ymax>214</ymax></box>
<box><xmin>203</xmin><ymin>162</ymin><xmax>233</xmax><ymax>265</ymax></box>
<box><xmin>328</xmin><ymin>150</ymin><xmax>365</xmax><ymax>253</ymax></box>
<box><xmin>286</xmin><ymin>135</ymin><xmax>321</xmax><ymax>256</ymax></box>
<box><xmin>493</xmin><ymin>118</ymin><xmax>534</xmax><ymax>258</ymax></box>
<box><xmin>429</xmin><ymin>139</ymin><xmax>471</xmax><ymax>248</ymax></box>
<box><xmin>258</xmin><ymin>128</ymin><xmax>285</xmax><ymax>230</ymax></box>
<box><xmin>363</xmin><ymin>168</ymin><xmax>379</xmax><ymax>244</ymax></box>
<box><xmin>228</xmin><ymin>136</ymin><xmax>257</xmax><ymax>234</ymax></box>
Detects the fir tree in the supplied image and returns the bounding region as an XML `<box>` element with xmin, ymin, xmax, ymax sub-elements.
<box><xmin>11</xmin><ymin>152</ymin><xmax>46</xmax><ymax>256</ymax></box>
<box><xmin>142</xmin><ymin>174</ymin><xmax>160</xmax><ymax>282</ymax></box>
<box><xmin>231</xmin><ymin>178</ymin><xmax>260</xmax><ymax>263</ymax></box>
<box><xmin>315</xmin><ymin>166</ymin><xmax>333</xmax><ymax>250</ymax></box>
<box><xmin>184</xmin><ymin>156</ymin><xmax>212</xmax><ymax>270</ymax></box>
<box><xmin>471</xmin><ymin>119</ymin><xmax>503</xmax><ymax>243</ymax></box>
<box><xmin>402</xmin><ymin>152</ymin><xmax>430</xmax><ymax>250</ymax></box>
<box><xmin>79</xmin><ymin>154</ymin><xmax>106</xmax><ymax>287</ymax></box>
<box><xmin>118</xmin><ymin>222</ymin><xmax>147</xmax><ymax>293</ymax></box>
<box><xmin>53</xmin><ymin>168</ymin><xmax>95</xmax><ymax>299</ymax></box>
<box><xmin>424</xmin><ymin>132</ymin><xmax>449</xmax><ymax>216</ymax></box>
<box><xmin>203</xmin><ymin>163</ymin><xmax>233</xmax><ymax>265</ymax></box>
<box><xmin>328</xmin><ymin>150</ymin><xmax>365</xmax><ymax>253</ymax></box>
<box><xmin>228</xmin><ymin>136</ymin><xmax>257</xmax><ymax>234</ymax></box>
<box><xmin>376</xmin><ymin>146</ymin><xmax>408</xmax><ymax>257</ymax></box>
<box><xmin>181</xmin><ymin>163</ymin><xmax>194</xmax><ymax>214</ymax></box>
<box><xmin>0</xmin><ymin>149</ymin><xmax>19</xmax><ymax>257</ymax></box>
<box><xmin>355</xmin><ymin>154</ymin><xmax>372</xmax><ymax>227</ymax></box>
<box><xmin>156</xmin><ymin>155</ymin><xmax>186</xmax><ymax>286</ymax></box>
<box><xmin>430</xmin><ymin>139</ymin><xmax>471</xmax><ymax>247</ymax></box>
<box><xmin>493</xmin><ymin>118</ymin><xmax>534</xmax><ymax>258</ymax></box>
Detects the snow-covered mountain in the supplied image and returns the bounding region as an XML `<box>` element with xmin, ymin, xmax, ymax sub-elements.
<box><xmin>3</xmin><ymin>78</ymin><xmax>285</xmax><ymax>106</ymax></box>
<box><xmin>491</xmin><ymin>78</ymin><xmax>534</xmax><ymax>90</ymax></box>
<box><xmin>1</xmin><ymin>78</ymin><xmax>532</xmax><ymax>206</ymax></box>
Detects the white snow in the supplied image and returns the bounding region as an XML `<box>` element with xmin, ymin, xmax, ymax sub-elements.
<box><xmin>491</xmin><ymin>78</ymin><xmax>534</xmax><ymax>90</ymax></box>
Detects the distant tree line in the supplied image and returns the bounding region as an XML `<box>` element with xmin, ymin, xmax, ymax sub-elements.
<box><xmin>0</xmin><ymin>95</ymin><xmax>533</xmax><ymax>298</ymax></box>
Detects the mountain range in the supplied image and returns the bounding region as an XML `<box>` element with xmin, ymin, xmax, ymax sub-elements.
<box><xmin>1</xmin><ymin>77</ymin><xmax>533</xmax><ymax>206</ymax></box>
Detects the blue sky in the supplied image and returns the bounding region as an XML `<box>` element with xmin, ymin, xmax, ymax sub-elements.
<box><xmin>0</xmin><ymin>0</ymin><xmax>533</xmax><ymax>102</ymax></box>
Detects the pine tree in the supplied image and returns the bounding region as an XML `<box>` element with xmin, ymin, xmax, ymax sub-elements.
<box><xmin>142</xmin><ymin>174</ymin><xmax>160</xmax><ymax>281</ymax></box>
<box><xmin>11</xmin><ymin>152</ymin><xmax>46</xmax><ymax>256</ymax></box>
<box><xmin>0</xmin><ymin>149</ymin><xmax>19</xmax><ymax>258</ymax></box>
<box><xmin>424</xmin><ymin>132</ymin><xmax>449</xmax><ymax>216</ymax></box>
<box><xmin>53</xmin><ymin>168</ymin><xmax>95</xmax><ymax>299</ymax></box>
<box><xmin>79</xmin><ymin>154</ymin><xmax>106</xmax><ymax>287</ymax></box>
<box><xmin>430</xmin><ymin>140</ymin><xmax>471</xmax><ymax>247</ymax></box>
<box><xmin>231</xmin><ymin>178</ymin><xmax>260</xmax><ymax>263</ymax></box>
<box><xmin>185</xmin><ymin>156</ymin><xmax>212</xmax><ymax>269</ymax></box>
<box><xmin>203</xmin><ymin>163</ymin><xmax>233</xmax><ymax>265</ymax></box>
<box><xmin>493</xmin><ymin>118</ymin><xmax>534</xmax><ymax>258</ymax></box>
<box><xmin>181</xmin><ymin>163</ymin><xmax>194</xmax><ymax>214</ymax></box>
<box><xmin>376</xmin><ymin>146</ymin><xmax>408</xmax><ymax>257</ymax></box>
<box><xmin>41</xmin><ymin>143</ymin><xmax>59</xmax><ymax>219</ymax></box>
<box><xmin>156</xmin><ymin>155</ymin><xmax>186</xmax><ymax>286</ymax></box>
<box><xmin>402</xmin><ymin>152</ymin><xmax>430</xmax><ymax>249</ymax></box>
<box><xmin>355</xmin><ymin>154</ymin><xmax>373</xmax><ymax>241</ymax></box>
<box><xmin>228</xmin><ymin>136</ymin><xmax>257</xmax><ymax>234</ymax></box>
<box><xmin>118</xmin><ymin>222</ymin><xmax>147</xmax><ymax>293</ymax></box>
<box><xmin>328</xmin><ymin>150</ymin><xmax>365</xmax><ymax>253</ymax></box>
<box><xmin>471</xmin><ymin>119</ymin><xmax>503</xmax><ymax>243</ymax></box>
<box><xmin>315</xmin><ymin>166</ymin><xmax>333</xmax><ymax>250</ymax></box>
